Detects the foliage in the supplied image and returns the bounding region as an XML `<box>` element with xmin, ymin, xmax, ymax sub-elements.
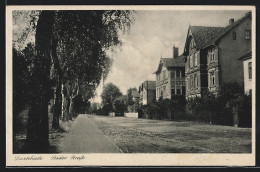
<box><xmin>142</xmin><ymin>96</ymin><xmax>186</xmax><ymax>120</ymax></box>
<box><xmin>13</xmin><ymin>10</ymin><xmax>135</xmax><ymax>148</ymax></box>
<box><xmin>186</xmin><ymin>83</ymin><xmax>252</xmax><ymax>127</ymax></box>
<box><xmin>114</xmin><ymin>95</ymin><xmax>128</xmax><ymax>114</ymax></box>
<box><xmin>126</xmin><ymin>88</ymin><xmax>137</xmax><ymax>106</ymax></box>
<box><xmin>13</xmin><ymin>43</ymin><xmax>35</xmax><ymax>134</ymax></box>
<box><xmin>101</xmin><ymin>83</ymin><xmax>123</xmax><ymax>115</ymax></box>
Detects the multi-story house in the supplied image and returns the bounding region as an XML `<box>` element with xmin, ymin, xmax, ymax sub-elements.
<box><xmin>154</xmin><ymin>46</ymin><xmax>186</xmax><ymax>100</ymax></box>
<box><xmin>139</xmin><ymin>81</ymin><xmax>156</xmax><ymax>105</ymax></box>
<box><xmin>239</xmin><ymin>51</ymin><xmax>252</xmax><ymax>95</ymax></box>
<box><xmin>184</xmin><ymin>12</ymin><xmax>252</xmax><ymax>98</ymax></box>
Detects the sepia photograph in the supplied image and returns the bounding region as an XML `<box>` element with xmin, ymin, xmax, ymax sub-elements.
<box><xmin>6</xmin><ymin>5</ymin><xmax>256</xmax><ymax>166</ymax></box>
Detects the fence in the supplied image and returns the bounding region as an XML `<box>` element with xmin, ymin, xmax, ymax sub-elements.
<box><xmin>124</xmin><ymin>112</ymin><xmax>138</xmax><ymax>118</ymax></box>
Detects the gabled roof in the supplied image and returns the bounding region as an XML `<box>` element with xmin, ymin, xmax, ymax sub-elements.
<box><xmin>188</xmin><ymin>26</ymin><xmax>224</xmax><ymax>50</ymax></box>
<box><xmin>239</xmin><ymin>51</ymin><xmax>252</xmax><ymax>61</ymax></box>
<box><xmin>154</xmin><ymin>55</ymin><xmax>186</xmax><ymax>74</ymax></box>
<box><xmin>204</xmin><ymin>12</ymin><xmax>252</xmax><ymax>48</ymax></box>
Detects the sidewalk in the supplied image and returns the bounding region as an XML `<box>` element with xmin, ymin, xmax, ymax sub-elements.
<box><xmin>60</xmin><ymin>114</ymin><xmax>121</xmax><ymax>153</ymax></box>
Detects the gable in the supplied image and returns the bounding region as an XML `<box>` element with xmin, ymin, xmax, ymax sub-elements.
<box><xmin>184</xmin><ymin>26</ymin><xmax>224</xmax><ymax>55</ymax></box>
<box><xmin>204</xmin><ymin>12</ymin><xmax>252</xmax><ymax>48</ymax></box>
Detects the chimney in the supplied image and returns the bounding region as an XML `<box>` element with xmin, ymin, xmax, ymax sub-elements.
<box><xmin>173</xmin><ymin>46</ymin><xmax>179</xmax><ymax>58</ymax></box>
<box><xmin>229</xmin><ymin>18</ymin><xmax>234</xmax><ymax>25</ymax></box>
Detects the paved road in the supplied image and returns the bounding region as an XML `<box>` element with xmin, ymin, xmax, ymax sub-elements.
<box><xmin>60</xmin><ymin>114</ymin><xmax>121</xmax><ymax>153</ymax></box>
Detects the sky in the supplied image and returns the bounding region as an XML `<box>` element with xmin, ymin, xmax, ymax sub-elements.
<box><xmin>91</xmin><ymin>10</ymin><xmax>248</xmax><ymax>103</ymax></box>
<box><xmin>12</xmin><ymin>10</ymin><xmax>249</xmax><ymax>103</ymax></box>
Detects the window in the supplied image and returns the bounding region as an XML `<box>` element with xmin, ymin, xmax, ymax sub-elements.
<box><xmin>211</xmin><ymin>52</ymin><xmax>215</xmax><ymax>62</ymax></box>
<box><xmin>187</xmin><ymin>56</ymin><xmax>190</xmax><ymax>68</ymax></box>
<box><xmin>194</xmin><ymin>53</ymin><xmax>198</xmax><ymax>66</ymax></box>
<box><xmin>176</xmin><ymin>70</ymin><xmax>180</xmax><ymax>78</ymax></box>
<box><xmin>190</xmin><ymin>75</ymin><xmax>194</xmax><ymax>89</ymax></box>
<box><xmin>248</xmin><ymin>62</ymin><xmax>252</xmax><ymax>79</ymax></box>
<box><xmin>194</xmin><ymin>74</ymin><xmax>199</xmax><ymax>88</ymax></box>
<box><xmin>190</xmin><ymin>39</ymin><xmax>194</xmax><ymax>49</ymax></box>
<box><xmin>163</xmin><ymin>70</ymin><xmax>166</xmax><ymax>80</ymax></box>
<box><xmin>177</xmin><ymin>89</ymin><xmax>181</xmax><ymax>95</ymax></box>
<box><xmin>189</xmin><ymin>55</ymin><xmax>193</xmax><ymax>68</ymax></box>
<box><xmin>171</xmin><ymin>89</ymin><xmax>175</xmax><ymax>96</ymax></box>
<box><xmin>163</xmin><ymin>86</ymin><xmax>166</xmax><ymax>96</ymax></box>
<box><xmin>210</xmin><ymin>72</ymin><xmax>215</xmax><ymax>86</ymax></box>
<box><xmin>233</xmin><ymin>32</ymin><xmax>236</xmax><ymax>40</ymax></box>
<box><xmin>182</xmin><ymin>86</ymin><xmax>185</xmax><ymax>95</ymax></box>
<box><xmin>245</xmin><ymin>30</ymin><xmax>251</xmax><ymax>40</ymax></box>
<box><xmin>207</xmin><ymin>52</ymin><xmax>210</xmax><ymax>64</ymax></box>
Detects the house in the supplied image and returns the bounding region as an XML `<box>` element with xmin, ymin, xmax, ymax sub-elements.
<box><xmin>184</xmin><ymin>12</ymin><xmax>252</xmax><ymax>98</ymax></box>
<box><xmin>139</xmin><ymin>81</ymin><xmax>156</xmax><ymax>105</ymax></box>
<box><xmin>239</xmin><ymin>51</ymin><xmax>252</xmax><ymax>94</ymax></box>
<box><xmin>154</xmin><ymin>46</ymin><xmax>186</xmax><ymax>100</ymax></box>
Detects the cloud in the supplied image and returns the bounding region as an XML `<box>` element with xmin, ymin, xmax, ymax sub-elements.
<box><xmin>90</xmin><ymin>10</ymin><xmax>248</xmax><ymax>103</ymax></box>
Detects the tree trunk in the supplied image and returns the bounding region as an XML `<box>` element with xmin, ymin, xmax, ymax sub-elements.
<box><xmin>26</xmin><ymin>11</ymin><xmax>55</xmax><ymax>151</ymax></box>
<box><xmin>69</xmin><ymin>96</ymin><xmax>75</xmax><ymax>119</ymax></box>
<box><xmin>52</xmin><ymin>80</ymin><xmax>62</xmax><ymax>130</ymax></box>
<box><xmin>51</xmin><ymin>38</ymin><xmax>63</xmax><ymax>130</ymax></box>
<box><xmin>62</xmin><ymin>94</ymin><xmax>70</xmax><ymax>121</ymax></box>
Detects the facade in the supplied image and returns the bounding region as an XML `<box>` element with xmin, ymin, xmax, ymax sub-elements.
<box><xmin>239</xmin><ymin>51</ymin><xmax>252</xmax><ymax>94</ymax></box>
<box><xmin>155</xmin><ymin>46</ymin><xmax>186</xmax><ymax>100</ymax></box>
<box><xmin>139</xmin><ymin>81</ymin><xmax>156</xmax><ymax>105</ymax></box>
<box><xmin>184</xmin><ymin>12</ymin><xmax>252</xmax><ymax>98</ymax></box>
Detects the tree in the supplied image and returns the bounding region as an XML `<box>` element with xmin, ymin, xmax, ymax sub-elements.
<box><xmin>126</xmin><ymin>88</ymin><xmax>137</xmax><ymax>106</ymax></box>
<box><xmin>114</xmin><ymin>95</ymin><xmax>128</xmax><ymax>114</ymax></box>
<box><xmin>101</xmin><ymin>83</ymin><xmax>123</xmax><ymax>115</ymax></box>
<box><xmin>26</xmin><ymin>11</ymin><xmax>55</xmax><ymax>150</ymax></box>
<box><xmin>14</xmin><ymin>10</ymin><xmax>134</xmax><ymax>150</ymax></box>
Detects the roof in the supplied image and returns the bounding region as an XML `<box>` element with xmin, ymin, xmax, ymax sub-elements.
<box><xmin>204</xmin><ymin>12</ymin><xmax>252</xmax><ymax>48</ymax></box>
<box><xmin>189</xmin><ymin>26</ymin><xmax>224</xmax><ymax>50</ymax></box>
<box><xmin>239</xmin><ymin>51</ymin><xmax>252</xmax><ymax>61</ymax></box>
<box><xmin>154</xmin><ymin>55</ymin><xmax>186</xmax><ymax>74</ymax></box>
<box><xmin>132</xmin><ymin>90</ymin><xmax>140</xmax><ymax>98</ymax></box>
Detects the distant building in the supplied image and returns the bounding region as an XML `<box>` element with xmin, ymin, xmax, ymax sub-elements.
<box><xmin>154</xmin><ymin>46</ymin><xmax>186</xmax><ymax>100</ymax></box>
<box><xmin>184</xmin><ymin>12</ymin><xmax>252</xmax><ymax>98</ymax></box>
<box><xmin>139</xmin><ymin>81</ymin><xmax>156</xmax><ymax>105</ymax></box>
<box><xmin>239</xmin><ymin>51</ymin><xmax>252</xmax><ymax>94</ymax></box>
<box><xmin>131</xmin><ymin>90</ymin><xmax>140</xmax><ymax>102</ymax></box>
